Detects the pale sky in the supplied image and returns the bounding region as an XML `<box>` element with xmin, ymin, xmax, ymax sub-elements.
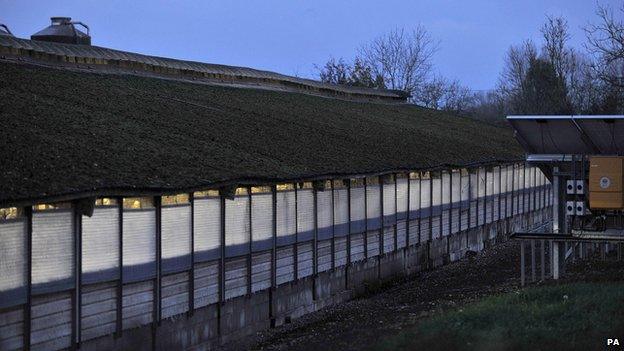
<box><xmin>1</xmin><ymin>0</ymin><xmax>620</xmax><ymax>90</ymax></box>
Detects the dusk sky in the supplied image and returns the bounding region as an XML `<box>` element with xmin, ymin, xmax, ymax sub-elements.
<box><xmin>2</xmin><ymin>1</ymin><xmax>620</xmax><ymax>90</ymax></box>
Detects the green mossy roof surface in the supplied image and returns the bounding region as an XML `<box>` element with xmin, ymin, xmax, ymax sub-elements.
<box><xmin>0</xmin><ymin>61</ymin><xmax>522</xmax><ymax>205</ymax></box>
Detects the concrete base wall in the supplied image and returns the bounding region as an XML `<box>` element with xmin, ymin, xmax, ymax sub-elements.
<box><xmin>80</xmin><ymin>207</ymin><xmax>550</xmax><ymax>351</ymax></box>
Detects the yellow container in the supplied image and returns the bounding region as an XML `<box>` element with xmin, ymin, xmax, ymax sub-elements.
<box><xmin>589</xmin><ymin>156</ymin><xmax>624</xmax><ymax>209</ymax></box>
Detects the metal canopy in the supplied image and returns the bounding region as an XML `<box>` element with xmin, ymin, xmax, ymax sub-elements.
<box><xmin>507</xmin><ymin>115</ymin><xmax>624</xmax><ymax>155</ymax></box>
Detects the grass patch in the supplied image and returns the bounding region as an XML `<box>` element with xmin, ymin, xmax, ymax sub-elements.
<box><xmin>376</xmin><ymin>282</ymin><xmax>624</xmax><ymax>350</ymax></box>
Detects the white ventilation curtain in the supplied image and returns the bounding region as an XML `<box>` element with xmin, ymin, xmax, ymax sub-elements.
<box><xmin>382</xmin><ymin>180</ymin><xmax>396</xmax><ymax>227</ymax></box>
<box><xmin>500</xmin><ymin>166</ymin><xmax>508</xmax><ymax>217</ymax></box>
<box><xmin>276</xmin><ymin>190</ymin><xmax>296</xmax><ymax>246</ymax></box>
<box><xmin>194</xmin><ymin>197</ymin><xmax>221</xmax><ymax>261</ymax></box>
<box><xmin>123</xmin><ymin>209</ymin><xmax>156</xmax><ymax>282</ymax></box>
<box><xmin>349</xmin><ymin>186</ymin><xmax>365</xmax><ymax>234</ymax></box>
<box><xmin>162</xmin><ymin>205</ymin><xmax>192</xmax><ymax>274</ymax></box>
<box><xmin>251</xmin><ymin>193</ymin><xmax>273</xmax><ymax>251</ymax></box>
<box><xmin>82</xmin><ymin>206</ymin><xmax>119</xmax><ymax>284</ymax></box>
<box><xmin>32</xmin><ymin>210</ymin><xmax>74</xmax><ymax>293</ymax></box>
<box><xmin>333</xmin><ymin>188</ymin><xmax>349</xmax><ymax>236</ymax></box>
<box><xmin>296</xmin><ymin>189</ymin><xmax>314</xmax><ymax>241</ymax></box>
<box><xmin>420</xmin><ymin>178</ymin><xmax>431</xmax><ymax>218</ymax></box>
<box><xmin>432</xmin><ymin>176</ymin><xmax>442</xmax><ymax>215</ymax></box>
<box><xmin>486</xmin><ymin>168</ymin><xmax>494</xmax><ymax>223</ymax></box>
<box><xmin>452</xmin><ymin>172</ymin><xmax>461</xmax><ymax>206</ymax></box>
<box><xmin>317</xmin><ymin>190</ymin><xmax>333</xmax><ymax>240</ymax></box>
<box><xmin>396</xmin><ymin>177</ymin><xmax>408</xmax><ymax>220</ymax></box>
<box><xmin>0</xmin><ymin>219</ymin><xmax>27</xmax><ymax>308</ymax></box>
<box><xmin>366</xmin><ymin>182</ymin><xmax>381</xmax><ymax>230</ymax></box>
<box><xmin>442</xmin><ymin>172</ymin><xmax>451</xmax><ymax>206</ymax></box>
<box><xmin>408</xmin><ymin>177</ymin><xmax>420</xmax><ymax>218</ymax></box>
<box><xmin>225</xmin><ymin>195</ymin><xmax>250</xmax><ymax>257</ymax></box>
<box><xmin>493</xmin><ymin>167</ymin><xmax>501</xmax><ymax>220</ymax></box>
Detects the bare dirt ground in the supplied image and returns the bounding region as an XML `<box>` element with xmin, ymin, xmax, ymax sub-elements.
<box><xmin>222</xmin><ymin>241</ymin><xmax>624</xmax><ymax>351</ymax></box>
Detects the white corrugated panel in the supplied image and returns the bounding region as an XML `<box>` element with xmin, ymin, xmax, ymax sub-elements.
<box><xmin>479</xmin><ymin>168</ymin><xmax>487</xmax><ymax>197</ymax></box>
<box><xmin>251</xmin><ymin>193</ymin><xmax>273</xmax><ymax>248</ymax></box>
<box><xmin>225</xmin><ymin>196</ymin><xmax>250</xmax><ymax>256</ymax></box>
<box><xmin>123</xmin><ymin>210</ymin><xmax>156</xmax><ymax>281</ymax></box>
<box><xmin>276</xmin><ymin>191</ymin><xmax>296</xmax><ymax>241</ymax></box>
<box><xmin>366</xmin><ymin>184</ymin><xmax>380</xmax><ymax>219</ymax></box>
<box><xmin>396</xmin><ymin>177</ymin><xmax>408</xmax><ymax>216</ymax></box>
<box><xmin>194</xmin><ymin>197</ymin><xmax>221</xmax><ymax>261</ymax></box>
<box><xmin>82</xmin><ymin>206</ymin><xmax>119</xmax><ymax>283</ymax></box>
<box><xmin>409</xmin><ymin>178</ymin><xmax>420</xmax><ymax>214</ymax></box>
<box><xmin>452</xmin><ymin>172</ymin><xmax>460</xmax><ymax>204</ymax></box>
<box><xmin>0</xmin><ymin>219</ymin><xmax>27</xmax><ymax>307</ymax></box>
<box><xmin>162</xmin><ymin>205</ymin><xmax>192</xmax><ymax>272</ymax></box>
<box><xmin>432</xmin><ymin>177</ymin><xmax>442</xmax><ymax>206</ymax></box>
<box><xmin>382</xmin><ymin>182</ymin><xmax>396</xmax><ymax>218</ymax></box>
<box><xmin>420</xmin><ymin>179</ymin><xmax>431</xmax><ymax>213</ymax></box>
<box><xmin>349</xmin><ymin>186</ymin><xmax>365</xmax><ymax>232</ymax></box>
<box><xmin>317</xmin><ymin>190</ymin><xmax>333</xmax><ymax>238</ymax></box>
<box><xmin>442</xmin><ymin>172</ymin><xmax>451</xmax><ymax>204</ymax></box>
<box><xmin>333</xmin><ymin>188</ymin><xmax>349</xmax><ymax>235</ymax></box>
<box><xmin>296</xmin><ymin>189</ymin><xmax>314</xmax><ymax>240</ymax></box>
<box><xmin>32</xmin><ymin>211</ymin><xmax>74</xmax><ymax>293</ymax></box>
<box><xmin>470</xmin><ymin>171</ymin><xmax>478</xmax><ymax>199</ymax></box>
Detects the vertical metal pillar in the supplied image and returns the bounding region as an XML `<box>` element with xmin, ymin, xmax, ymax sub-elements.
<box><xmin>293</xmin><ymin>185</ymin><xmax>299</xmax><ymax>281</ymax></box>
<box><xmin>346</xmin><ymin>180</ymin><xmax>352</xmax><ymax>288</ymax></box>
<box><xmin>312</xmin><ymin>185</ymin><xmax>318</xmax><ymax>300</ymax></box>
<box><xmin>394</xmin><ymin>174</ymin><xmax>398</xmax><ymax>252</ymax></box>
<box><xmin>73</xmin><ymin>204</ymin><xmax>82</xmax><ymax>349</ymax></box>
<box><xmin>247</xmin><ymin>188</ymin><xmax>253</xmax><ymax>295</ymax></box>
<box><xmin>540</xmin><ymin>240</ymin><xmax>545</xmax><ymax>281</ymax></box>
<box><xmin>331</xmin><ymin>181</ymin><xmax>336</xmax><ymax>271</ymax></box>
<box><xmin>155</xmin><ymin>197</ymin><xmax>162</xmax><ymax>326</ymax></box>
<box><xmin>530</xmin><ymin>239</ymin><xmax>536</xmax><ymax>282</ymax></box>
<box><xmin>364</xmin><ymin>179</ymin><xmax>368</xmax><ymax>259</ymax></box>
<box><xmin>189</xmin><ymin>193</ymin><xmax>195</xmax><ymax>315</ymax></box>
<box><xmin>552</xmin><ymin>166</ymin><xmax>561</xmax><ymax>280</ymax></box>
<box><xmin>378</xmin><ymin>177</ymin><xmax>384</xmax><ymax>279</ymax></box>
<box><xmin>116</xmin><ymin>198</ymin><xmax>123</xmax><ymax>337</ymax></box>
<box><xmin>218</xmin><ymin>194</ymin><xmax>226</xmax><ymax>333</ymax></box>
<box><xmin>24</xmin><ymin>206</ymin><xmax>32</xmax><ymax>351</ymax></box>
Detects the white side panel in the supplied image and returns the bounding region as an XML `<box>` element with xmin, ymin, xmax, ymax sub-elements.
<box><xmin>317</xmin><ymin>190</ymin><xmax>333</xmax><ymax>231</ymax></box>
<box><xmin>296</xmin><ymin>189</ymin><xmax>314</xmax><ymax>238</ymax></box>
<box><xmin>161</xmin><ymin>205</ymin><xmax>192</xmax><ymax>270</ymax></box>
<box><xmin>194</xmin><ymin>198</ymin><xmax>221</xmax><ymax>260</ymax></box>
<box><xmin>442</xmin><ymin>172</ymin><xmax>451</xmax><ymax>204</ymax></box>
<box><xmin>0</xmin><ymin>220</ymin><xmax>26</xmax><ymax>306</ymax></box>
<box><xmin>409</xmin><ymin>178</ymin><xmax>421</xmax><ymax>212</ymax></box>
<box><xmin>382</xmin><ymin>182</ymin><xmax>396</xmax><ymax>217</ymax></box>
<box><xmin>397</xmin><ymin>177</ymin><xmax>408</xmax><ymax>214</ymax></box>
<box><xmin>366</xmin><ymin>185</ymin><xmax>381</xmax><ymax>219</ymax></box>
<box><xmin>225</xmin><ymin>196</ymin><xmax>250</xmax><ymax>250</ymax></box>
<box><xmin>82</xmin><ymin>207</ymin><xmax>119</xmax><ymax>282</ymax></box>
<box><xmin>349</xmin><ymin>187</ymin><xmax>365</xmax><ymax>227</ymax></box>
<box><xmin>333</xmin><ymin>188</ymin><xmax>349</xmax><ymax>230</ymax></box>
<box><xmin>251</xmin><ymin>193</ymin><xmax>273</xmax><ymax>244</ymax></box>
<box><xmin>123</xmin><ymin>210</ymin><xmax>156</xmax><ymax>279</ymax></box>
<box><xmin>32</xmin><ymin>211</ymin><xmax>74</xmax><ymax>292</ymax></box>
<box><xmin>276</xmin><ymin>191</ymin><xmax>296</xmax><ymax>239</ymax></box>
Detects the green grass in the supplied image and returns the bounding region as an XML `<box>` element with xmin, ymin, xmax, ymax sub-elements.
<box><xmin>376</xmin><ymin>282</ymin><xmax>624</xmax><ymax>351</ymax></box>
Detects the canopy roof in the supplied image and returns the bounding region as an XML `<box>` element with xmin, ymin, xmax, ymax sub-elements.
<box><xmin>0</xmin><ymin>60</ymin><xmax>522</xmax><ymax>206</ymax></box>
<box><xmin>507</xmin><ymin>115</ymin><xmax>624</xmax><ymax>155</ymax></box>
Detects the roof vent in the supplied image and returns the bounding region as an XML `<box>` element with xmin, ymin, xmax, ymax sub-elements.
<box><xmin>0</xmin><ymin>24</ymin><xmax>13</xmax><ymax>37</ymax></box>
<box><xmin>31</xmin><ymin>17</ymin><xmax>91</xmax><ymax>45</ymax></box>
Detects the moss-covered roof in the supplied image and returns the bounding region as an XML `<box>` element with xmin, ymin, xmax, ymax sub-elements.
<box><xmin>0</xmin><ymin>60</ymin><xmax>522</xmax><ymax>206</ymax></box>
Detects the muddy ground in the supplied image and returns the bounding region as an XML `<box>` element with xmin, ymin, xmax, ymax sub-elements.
<box><xmin>222</xmin><ymin>241</ymin><xmax>624</xmax><ymax>351</ymax></box>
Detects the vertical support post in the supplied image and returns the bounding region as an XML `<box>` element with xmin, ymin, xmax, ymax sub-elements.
<box><xmin>511</xmin><ymin>165</ymin><xmax>515</xmax><ymax>219</ymax></box>
<box><xmin>331</xmin><ymin>181</ymin><xmax>336</xmax><ymax>271</ymax></box>
<box><xmin>394</xmin><ymin>174</ymin><xmax>398</xmax><ymax>253</ymax></box>
<box><xmin>498</xmin><ymin>166</ymin><xmax>502</xmax><ymax>223</ymax></box>
<box><xmin>429</xmin><ymin>174</ymin><xmax>433</xmax><ymax>242</ymax></box>
<box><xmin>467</xmin><ymin>168</ymin><xmax>472</xmax><ymax>250</ymax></box>
<box><xmin>218</xmin><ymin>194</ymin><xmax>226</xmax><ymax>333</ymax></box>
<box><xmin>116</xmin><ymin>198</ymin><xmax>123</xmax><ymax>337</ymax></box>
<box><xmin>346</xmin><ymin>180</ymin><xmax>352</xmax><ymax>288</ymax></box>
<box><xmin>364</xmin><ymin>179</ymin><xmax>368</xmax><ymax>259</ymax></box>
<box><xmin>152</xmin><ymin>196</ymin><xmax>162</xmax><ymax>350</ymax></box>
<box><xmin>24</xmin><ymin>206</ymin><xmax>32</xmax><ymax>351</ymax></box>
<box><xmin>378</xmin><ymin>176</ymin><xmax>384</xmax><ymax>279</ymax></box>
<box><xmin>312</xmin><ymin>185</ymin><xmax>318</xmax><ymax>301</ymax></box>
<box><xmin>247</xmin><ymin>188</ymin><xmax>253</xmax><ymax>296</ymax></box>
<box><xmin>448</xmin><ymin>170</ymin><xmax>453</xmax><ymax>258</ymax></box>
<box><xmin>189</xmin><ymin>193</ymin><xmax>195</xmax><ymax>315</ymax></box>
<box><xmin>483</xmin><ymin>168</ymin><xmax>487</xmax><ymax>227</ymax></box>
<box><xmin>293</xmin><ymin>184</ymin><xmax>299</xmax><ymax>281</ymax></box>
<box><xmin>552</xmin><ymin>166</ymin><xmax>561</xmax><ymax>280</ymax></box>
<box><xmin>530</xmin><ymin>239</ymin><xmax>536</xmax><ymax>282</ymax></box>
<box><xmin>520</xmin><ymin>240</ymin><xmax>525</xmax><ymax>286</ymax></box>
<box><xmin>406</xmin><ymin>174</ymin><xmax>411</xmax><ymax>248</ymax></box>
<box><xmin>73</xmin><ymin>203</ymin><xmax>82</xmax><ymax>348</ymax></box>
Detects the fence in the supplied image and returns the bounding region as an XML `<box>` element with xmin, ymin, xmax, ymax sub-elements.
<box><xmin>0</xmin><ymin>163</ymin><xmax>551</xmax><ymax>350</ymax></box>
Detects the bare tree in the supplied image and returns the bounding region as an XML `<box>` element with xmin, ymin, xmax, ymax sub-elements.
<box><xmin>497</xmin><ymin>40</ymin><xmax>538</xmax><ymax>113</ymax></box>
<box><xmin>416</xmin><ymin>75</ymin><xmax>474</xmax><ymax>113</ymax></box>
<box><xmin>585</xmin><ymin>2</ymin><xmax>624</xmax><ymax>89</ymax></box>
<box><xmin>541</xmin><ymin>15</ymin><xmax>571</xmax><ymax>79</ymax></box>
<box><xmin>358</xmin><ymin>26</ymin><xmax>439</xmax><ymax>98</ymax></box>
